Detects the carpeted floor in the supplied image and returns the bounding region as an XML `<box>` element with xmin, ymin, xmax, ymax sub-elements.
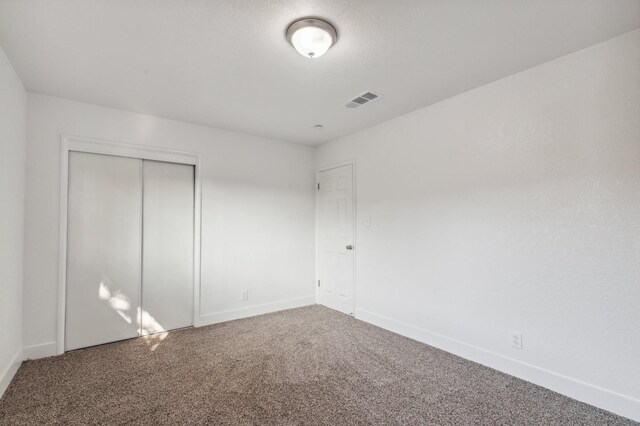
<box><xmin>0</xmin><ymin>305</ymin><xmax>634</xmax><ymax>425</ymax></box>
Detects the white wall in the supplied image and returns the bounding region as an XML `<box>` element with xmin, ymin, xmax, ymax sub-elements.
<box><xmin>0</xmin><ymin>45</ymin><xmax>27</xmax><ymax>396</ymax></box>
<box><xmin>23</xmin><ymin>94</ymin><xmax>316</xmax><ymax>356</ymax></box>
<box><xmin>316</xmin><ymin>30</ymin><xmax>640</xmax><ymax>420</ymax></box>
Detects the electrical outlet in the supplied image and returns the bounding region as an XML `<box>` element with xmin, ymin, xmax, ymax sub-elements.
<box><xmin>364</xmin><ymin>216</ymin><xmax>371</xmax><ymax>227</ymax></box>
<box><xmin>510</xmin><ymin>331</ymin><xmax>523</xmax><ymax>349</ymax></box>
<box><xmin>241</xmin><ymin>290</ymin><xmax>249</xmax><ymax>301</ymax></box>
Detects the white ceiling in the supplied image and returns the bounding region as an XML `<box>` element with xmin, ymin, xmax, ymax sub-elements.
<box><xmin>0</xmin><ymin>1</ymin><xmax>638</xmax><ymax>146</ymax></box>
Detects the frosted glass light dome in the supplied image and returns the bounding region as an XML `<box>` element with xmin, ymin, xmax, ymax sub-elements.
<box><xmin>286</xmin><ymin>18</ymin><xmax>337</xmax><ymax>59</ymax></box>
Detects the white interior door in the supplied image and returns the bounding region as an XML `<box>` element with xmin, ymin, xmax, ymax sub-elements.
<box><xmin>317</xmin><ymin>164</ymin><xmax>355</xmax><ymax>314</ymax></box>
<box><xmin>66</xmin><ymin>152</ymin><xmax>142</xmax><ymax>351</ymax></box>
<box><xmin>141</xmin><ymin>160</ymin><xmax>194</xmax><ymax>335</ymax></box>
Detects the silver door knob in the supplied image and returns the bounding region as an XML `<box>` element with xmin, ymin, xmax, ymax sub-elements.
<box><xmin>346</xmin><ymin>245</ymin><xmax>353</xmax><ymax>250</ymax></box>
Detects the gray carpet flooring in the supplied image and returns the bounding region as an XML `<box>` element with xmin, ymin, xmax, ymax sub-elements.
<box><xmin>0</xmin><ymin>305</ymin><xmax>634</xmax><ymax>425</ymax></box>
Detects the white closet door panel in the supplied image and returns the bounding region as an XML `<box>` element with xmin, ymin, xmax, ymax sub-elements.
<box><xmin>66</xmin><ymin>152</ymin><xmax>142</xmax><ymax>351</ymax></box>
<box><xmin>318</xmin><ymin>164</ymin><xmax>355</xmax><ymax>315</ymax></box>
<box><xmin>142</xmin><ymin>161</ymin><xmax>194</xmax><ymax>334</ymax></box>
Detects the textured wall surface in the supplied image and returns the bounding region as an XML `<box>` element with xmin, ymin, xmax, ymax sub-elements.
<box><xmin>0</xmin><ymin>44</ymin><xmax>26</xmax><ymax>394</ymax></box>
<box><xmin>316</xmin><ymin>30</ymin><xmax>640</xmax><ymax>417</ymax></box>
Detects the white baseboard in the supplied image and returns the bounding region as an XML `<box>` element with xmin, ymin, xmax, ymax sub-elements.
<box><xmin>21</xmin><ymin>298</ymin><xmax>316</xmax><ymax>360</ymax></box>
<box><xmin>23</xmin><ymin>342</ymin><xmax>57</xmax><ymax>360</ymax></box>
<box><xmin>355</xmin><ymin>308</ymin><xmax>640</xmax><ymax>423</ymax></box>
<box><xmin>0</xmin><ymin>348</ymin><xmax>23</xmax><ymax>399</ymax></box>
<box><xmin>198</xmin><ymin>296</ymin><xmax>315</xmax><ymax>327</ymax></box>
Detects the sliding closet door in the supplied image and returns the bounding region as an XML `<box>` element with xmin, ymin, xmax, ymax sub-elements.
<box><xmin>66</xmin><ymin>152</ymin><xmax>142</xmax><ymax>351</ymax></box>
<box><xmin>141</xmin><ymin>161</ymin><xmax>194</xmax><ymax>334</ymax></box>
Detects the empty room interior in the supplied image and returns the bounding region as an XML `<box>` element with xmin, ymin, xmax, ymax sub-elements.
<box><xmin>1</xmin><ymin>1</ymin><xmax>639</xmax><ymax>424</ymax></box>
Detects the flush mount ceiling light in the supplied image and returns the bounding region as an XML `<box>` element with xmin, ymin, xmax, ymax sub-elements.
<box><xmin>286</xmin><ymin>18</ymin><xmax>337</xmax><ymax>59</ymax></box>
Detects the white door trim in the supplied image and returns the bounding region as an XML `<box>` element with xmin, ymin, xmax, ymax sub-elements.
<box><xmin>315</xmin><ymin>160</ymin><xmax>357</xmax><ymax>315</ymax></box>
<box><xmin>57</xmin><ymin>134</ymin><xmax>203</xmax><ymax>355</ymax></box>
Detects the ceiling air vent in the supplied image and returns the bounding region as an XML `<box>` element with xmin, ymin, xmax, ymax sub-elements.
<box><xmin>345</xmin><ymin>91</ymin><xmax>380</xmax><ymax>109</ymax></box>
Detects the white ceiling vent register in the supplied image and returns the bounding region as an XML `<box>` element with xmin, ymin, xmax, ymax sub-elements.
<box><xmin>345</xmin><ymin>92</ymin><xmax>380</xmax><ymax>109</ymax></box>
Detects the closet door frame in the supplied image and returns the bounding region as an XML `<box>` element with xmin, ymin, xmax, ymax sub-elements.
<box><xmin>57</xmin><ymin>135</ymin><xmax>202</xmax><ymax>355</ymax></box>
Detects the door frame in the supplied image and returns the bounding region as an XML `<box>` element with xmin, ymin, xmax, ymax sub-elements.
<box><xmin>315</xmin><ymin>160</ymin><xmax>357</xmax><ymax>315</ymax></box>
<box><xmin>57</xmin><ymin>135</ymin><xmax>202</xmax><ymax>355</ymax></box>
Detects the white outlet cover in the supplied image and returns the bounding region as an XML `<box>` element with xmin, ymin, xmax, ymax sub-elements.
<box><xmin>364</xmin><ymin>216</ymin><xmax>371</xmax><ymax>227</ymax></box>
<box><xmin>241</xmin><ymin>290</ymin><xmax>249</xmax><ymax>301</ymax></box>
<box><xmin>510</xmin><ymin>331</ymin><xmax>523</xmax><ymax>349</ymax></box>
